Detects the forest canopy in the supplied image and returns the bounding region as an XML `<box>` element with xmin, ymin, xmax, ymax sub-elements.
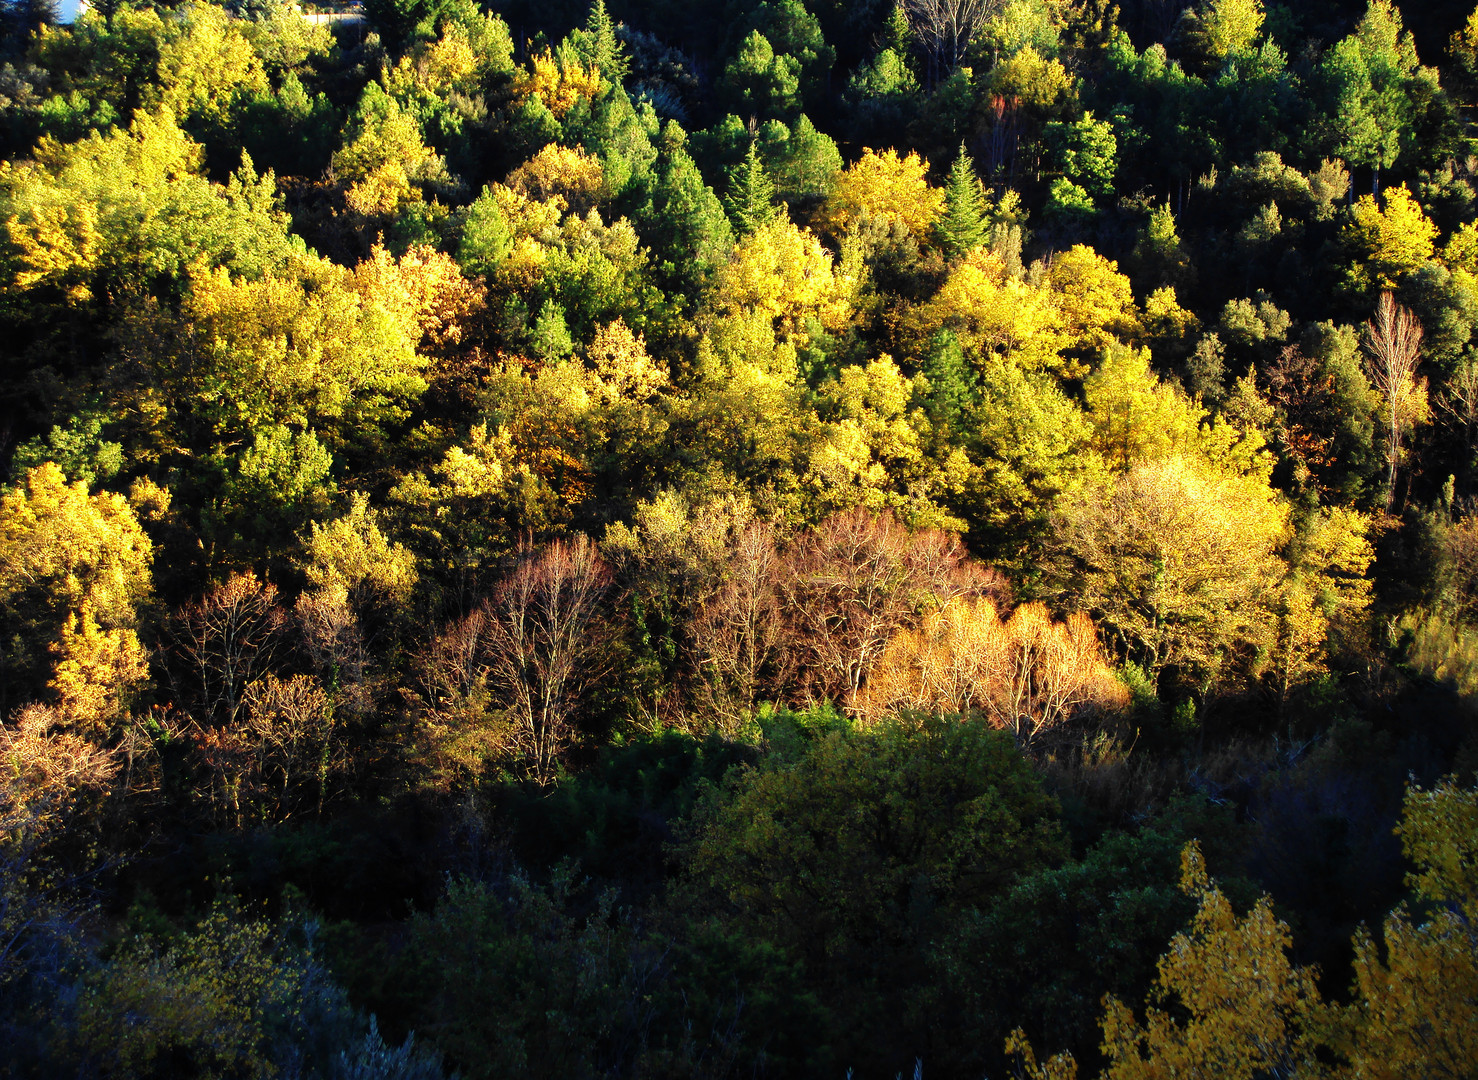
<box><xmin>1</xmin><ymin>0</ymin><xmax>1477</xmax><ymax>1076</ymax></box>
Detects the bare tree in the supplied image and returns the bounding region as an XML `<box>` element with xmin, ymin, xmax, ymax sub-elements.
<box><xmin>0</xmin><ymin>704</ymin><xmax>119</xmax><ymax>841</ymax></box>
<box><xmin>1364</xmin><ymin>291</ymin><xmax>1427</xmax><ymax>508</ymax></box>
<box><xmin>411</xmin><ymin>606</ymin><xmax>523</xmax><ymax>791</ymax></box>
<box><xmin>484</xmin><ymin>536</ymin><xmax>614</xmax><ymax>785</ymax></box>
<box><xmin>415</xmin><ymin>605</ymin><xmax>493</xmax><ymax>723</ymax></box>
<box><xmin>0</xmin><ymin>704</ymin><xmax>118</xmax><ymax>997</ymax></box>
<box><xmin>171</xmin><ymin>574</ymin><xmax>288</xmax><ymax>726</ymax></box>
<box><xmin>859</xmin><ymin>598</ymin><xmax>1127</xmax><ymax>747</ymax></box>
<box><xmin>692</xmin><ymin>522</ymin><xmax>788</xmax><ymax>731</ymax></box>
<box><xmin>191</xmin><ymin>722</ymin><xmax>255</xmax><ymax>828</ymax></box>
<box><xmin>243</xmin><ymin>674</ymin><xmax>336</xmax><ymax>818</ymax></box>
<box><xmin>296</xmin><ymin>586</ymin><xmax>371</xmax><ymax>718</ymax></box>
<box><xmin>994</xmin><ymin>604</ymin><xmax>1128</xmax><ymax>748</ymax></box>
<box><xmin>1438</xmin><ymin>354</ymin><xmax>1478</xmax><ymax>457</ymax></box>
<box><xmin>902</xmin><ymin>0</ymin><xmax>998</xmax><ymax>86</ymax></box>
<box><xmin>777</xmin><ymin>509</ymin><xmax>1005</xmax><ymax>709</ymax></box>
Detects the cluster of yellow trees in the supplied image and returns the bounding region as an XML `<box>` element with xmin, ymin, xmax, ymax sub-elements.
<box><xmin>1010</xmin><ymin>779</ymin><xmax>1478</xmax><ymax>1080</ymax></box>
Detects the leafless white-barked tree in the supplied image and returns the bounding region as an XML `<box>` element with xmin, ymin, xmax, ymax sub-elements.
<box><xmin>902</xmin><ymin>0</ymin><xmax>999</xmax><ymax>86</ymax></box>
<box><xmin>1363</xmin><ymin>291</ymin><xmax>1426</xmax><ymax>508</ymax></box>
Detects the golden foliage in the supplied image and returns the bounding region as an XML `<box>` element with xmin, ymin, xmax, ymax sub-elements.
<box><xmin>860</xmin><ymin>596</ymin><xmax>1127</xmax><ymax>745</ymax></box>
<box><xmin>1331</xmin><ymin>780</ymin><xmax>1478</xmax><ymax>1079</ymax></box>
<box><xmin>351</xmin><ymin>242</ymin><xmax>482</xmax><ymax>350</ymax></box>
<box><xmin>384</xmin><ymin>23</ymin><xmax>482</xmax><ymax>99</ymax></box>
<box><xmin>7</xmin><ymin>201</ymin><xmax>102</xmax><ymax>301</ymax></box>
<box><xmin>154</xmin><ymin>2</ymin><xmax>268</xmax><ymax>126</ymax></box>
<box><xmin>1271</xmin><ymin>507</ymin><xmax>1374</xmax><ymax>694</ymax></box>
<box><xmin>1084</xmin><ymin>345</ymin><xmax>1272</xmax><ymax>478</ymax></box>
<box><xmin>1046</xmin><ymin>245</ymin><xmax>1143</xmax><ymax>353</ymax></box>
<box><xmin>303</xmin><ymin>493</ymin><xmax>417</xmax><ymax>608</ymax></box>
<box><xmin>506</xmin><ymin>144</ymin><xmax>606</xmax><ymax>214</ymax></box>
<box><xmin>0</xmin><ymin>462</ymin><xmax>153</xmax><ymax>631</ymax></box>
<box><xmin>821</xmin><ymin>148</ymin><xmax>944</xmax><ymax>238</ymax></box>
<box><xmin>1096</xmin><ymin>843</ymin><xmax>1327</xmax><ymax>1080</ymax></box>
<box><xmin>921</xmin><ymin>249</ymin><xmax>1068</xmax><ymax>371</ymax></box>
<box><xmin>1344</xmin><ymin>184</ymin><xmax>1439</xmax><ymax>292</ymax></box>
<box><xmin>513</xmin><ymin>48</ymin><xmax>603</xmax><ymax>117</ymax></box>
<box><xmin>805</xmin><ymin>355</ymin><xmax>968</xmax><ymax>529</ymax></box>
<box><xmin>332</xmin><ymin>91</ymin><xmax>445</xmax><ymax>214</ymax></box>
<box><xmin>1398</xmin><ymin>778</ymin><xmax>1478</xmax><ymax>920</ymax></box>
<box><xmin>707</xmin><ymin>217</ymin><xmax>852</xmax><ymax>347</ymax></box>
<box><xmin>1052</xmin><ymin>455</ymin><xmax>1290</xmax><ymax>680</ymax></box>
<box><xmin>48</xmin><ymin>606</ymin><xmax>149</xmax><ymax>737</ymax></box>
<box><xmin>585</xmin><ymin>319</ymin><xmax>668</xmax><ymax>405</ymax></box>
<box><xmin>1</xmin><ymin>704</ymin><xmax>119</xmax><ymax>841</ymax></box>
<box><xmin>175</xmin><ymin>246</ymin><xmax>445</xmax><ymax>436</ymax></box>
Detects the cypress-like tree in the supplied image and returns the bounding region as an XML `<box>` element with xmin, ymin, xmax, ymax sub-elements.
<box><xmin>936</xmin><ymin>144</ymin><xmax>989</xmax><ymax>259</ymax></box>
<box><xmin>723</xmin><ymin>141</ymin><xmax>780</xmax><ymax>235</ymax></box>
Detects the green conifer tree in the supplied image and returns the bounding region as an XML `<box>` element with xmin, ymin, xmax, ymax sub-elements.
<box><xmin>578</xmin><ymin>0</ymin><xmax>628</xmax><ymax>86</ymax></box>
<box><xmin>723</xmin><ymin>141</ymin><xmax>780</xmax><ymax>235</ymax></box>
<box><xmin>936</xmin><ymin>144</ymin><xmax>989</xmax><ymax>259</ymax></box>
<box><xmin>919</xmin><ymin>328</ymin><xmax>979</xmax><ymax>442</ymax></box>
<box><xmin>643</xmin><ymin>122</ymin><xmax>735</xmax><ymax>292</ymax></box>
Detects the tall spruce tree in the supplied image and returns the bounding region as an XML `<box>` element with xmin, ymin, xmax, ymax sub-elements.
<box><xmin>936</xmin><ymin>144</ymin><xmax>989</xmax><ymax>259</ymax></box>
<box><xmin>577</xmin><ymin>0</ymin><xmax>629</xmax><ymax>86</ymax></box>
<box><xmin>723</xmin><ymin>141</ymin><xmax>780</xmax><ymax>235</ymax></box>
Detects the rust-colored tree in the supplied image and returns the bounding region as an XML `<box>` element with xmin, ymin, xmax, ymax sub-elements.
<box><xmin>1</xmin><ymin>704</ymin><xmax>119</xmax><ymax>845</ymax></box>
<box><xmin>861</xmin><ymin>597</ymin><xmax>1127</xmax><ymax>747</ymax></box>
<box><xmin>777</xmin><ymin>509</ymin><xmax>1003</xmax><ymax>708</ymax></box>
<box><xmin>484</xmin><ymin>536</ymin><xmax>614</xmax><ymax>784</ymax></box>
<box><xmin>691</xmin><ymin>521</ymin><xmax>789</xmax><ymax>732</ymax></box>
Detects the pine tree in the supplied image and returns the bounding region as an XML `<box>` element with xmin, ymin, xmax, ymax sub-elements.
<box><xmin>936</xmin><ymin>144</ymin><xmax>989</xmax><ymax>259</ymax></box>
<box><xmin>644</xmin><ymin>123</ymin><xmax>734</xmax><ymax>292</ymax></box>
<box><xmin>723</xmin><ymin>142</ymin><xmax>780</xmax><ymax>235</ymax></box>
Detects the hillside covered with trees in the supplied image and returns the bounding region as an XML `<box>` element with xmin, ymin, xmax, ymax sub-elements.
<box><xmin>1</xmin><ymin>0</ymin><xmax>1477</xmax><ymax>1075</ymax></box>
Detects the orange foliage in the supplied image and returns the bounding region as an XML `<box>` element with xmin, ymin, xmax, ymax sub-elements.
<box><xmin>861</xmin><ymin>596</ymin><xmax>1127</xmax><ymax>746</ymax></box>
<box><xmin>1</xmin><ymin>703</ymin><xmax>118</xmax><ymax>838</ymax></box>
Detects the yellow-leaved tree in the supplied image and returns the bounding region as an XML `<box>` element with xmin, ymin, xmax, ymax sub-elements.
<box><xmin>506</xmin><ymin>144</ymin><xmax>607</xmax><ymax>214</ymax></box>
<box><xmin>1343</xmin><ymin>183</ymin><xmax>1439</xmax><ymax>293</ymax></box>
<box><xmin>0</xmin><ymin>463</ymin><xmax>154</xmax><ymax>721</ymax></box>
<box><xmin>1007</xmin><ymin>781</ymin><xmax>1478</xmax><ymax>1080</ymax></box>
<box><xmin>1330</xmin><ymin>779</ymin><xmax>1478</xmax><ymax>1079</ymax></box>
<box><xmin>1046</xmin><ymin>245</ymin><xmax>1143</xmax><ymax>356</ymax></box>
<box><xmin>1007</xmin><ymin>841</ymin><xmax>1328</xmax><ymax>1080</ymax></box>
<box><xmin>805</xmin><ymin>355</ymin><xmax>968</xmax><ymax>528</ymax></box>
<box><xmin>821</xmin><ymin>148</ymin><xmax>943</xmax><ymax>240</ymax></box>
<box><xmin>920</xmin><ymin>249</ymin><xmax>1069</xmax><ymax>372</ymax></box>
<box><xmin>1050</xmin><ymin>454</ymin><xmax>1290</xmax><ymax>685</ymax></box>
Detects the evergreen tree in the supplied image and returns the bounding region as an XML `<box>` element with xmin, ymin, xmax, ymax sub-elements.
<box><xmin>577</xmin><ymin>0</ymin><xmax>629</xmax><ymax>86</ymax></box>
<box><xmin>643</xmin><ymin>122</ymin><xmax>735</xmax><ymax>293</ymax></box>
<box><xmin>936</xmin><ymin>144</ymin><xmax>989</xmax><ymax>259</ymax></box>
<box><xmin>723</xmin><ymin>141</ymin><xmax>780</xmax><ymax>235</ymax></box>
<box><xmin>919</xmin><ymin>328</ymin><xmax>978</xmax><ymax>437</ymax></box>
